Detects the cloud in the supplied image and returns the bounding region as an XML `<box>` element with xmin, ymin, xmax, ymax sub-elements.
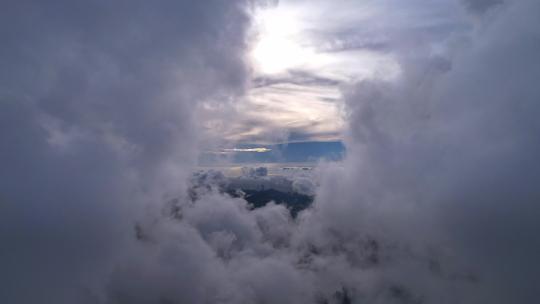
<box><xmin>0</xmin><ymin>0</ymin><xmax>252</xmax><ymax>302</ymax></box>
<box><xmin>206</xmin><ymin>0</ymin><xmax>469</xmax><ymax>145</ymax></box>
<box><xmin>200</xmin><ymin>70</ymin><xmax>345</xmax><ymax>144</ymax></box>
<box><xmin>462</xmin><ymin>0</ymin><xmax>504</xmax><ymax>13</ymax></box>
<box><xmin>314</xmin><ymin>0</ymin><xmax>540</xmax><ymax>302</ymax></box>
<box><xmin>171</xmin><ymin>0</ymin><xmax>540</xmax><ymax>302</ymax></box>
<box><xmin>253</xmin><ymin>71</ymin><xmax>342</xmax><ymax>89</ymax></box>
<box><xmin>2</xmin><ymin>0</ymin><xmax>540</xmax><ymax>303</ymax></box>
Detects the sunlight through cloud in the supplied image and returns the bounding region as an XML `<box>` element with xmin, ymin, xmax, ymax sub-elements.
<box><xmin>251</xmin><ymin>7</ymin><xmax>319</xmax><ymax>74</ymax></box>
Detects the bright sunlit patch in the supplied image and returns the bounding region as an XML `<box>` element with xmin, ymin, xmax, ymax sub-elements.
<box><xmin>251</xmin><ymin>7</ymin><xmax>318</xmax><ymax>74</ymax></box>
<box><xmin>222</xmin><ymin>148</ymin><xmax>272</xmax><ymax>153</ymax></box>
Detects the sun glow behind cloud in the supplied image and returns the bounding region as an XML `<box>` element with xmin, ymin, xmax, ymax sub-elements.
<box><xmin>250</xmin><ymin>7</ymin><xmax>323</xmax><ymax>75</ymax></box>
<box><xmin>201</xmin><ymin>1</ymin><xmax>406</xmax><ymax>145</ymax></box>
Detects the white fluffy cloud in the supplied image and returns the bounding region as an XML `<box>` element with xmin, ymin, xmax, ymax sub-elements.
<box><xmin>2</xmin><ymin>0</ymin><xmax>539</xmax><ymax>303</ymax></box>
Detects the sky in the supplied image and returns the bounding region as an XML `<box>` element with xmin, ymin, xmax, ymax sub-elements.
<box><xmin>1</xmin><ymin>0</ymin><xmax>540</xmax><ymax>303</ymax></box>
<box><xmin>202</xmin><ymin>0</ymin><xmax>468</xmax><ymax>146</ymax></box>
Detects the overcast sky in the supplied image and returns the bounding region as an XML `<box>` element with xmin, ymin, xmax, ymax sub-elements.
<box><xmin>1</xmin><ymin>0</ymin><xmax>540</xmax><ymax>303</ymax></box>
<box><xmin>202</xmin><ymin>0</ymin><xmax>471</xmax><ymax>145</ymax></box>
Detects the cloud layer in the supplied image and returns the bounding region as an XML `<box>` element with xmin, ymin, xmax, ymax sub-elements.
<box><xmin>0</xmin><ymin>0</ymin><xmax>252</xmax><ymax>302</ymax></box>
<box><xmin>2</xmin><ymin>0</ymin><xmax>540</xmax><ymax>303</ymax></box>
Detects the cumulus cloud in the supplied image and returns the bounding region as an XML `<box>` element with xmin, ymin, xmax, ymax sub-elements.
<box><xmin>194</xmin><ymin>0</ymin><xmax>539</xmax><ymax>302</ymax></box>
<box><xmin>2</xmin><ymin>0</ymin><xmax>540</xmax><ymax>303</ymax></box>
<box><xmin>314</xmin><ymin>0</ymin><xmax>540</xmax><ymax>302</ymax></box>
<box><xmin>0</xmin><ymin>0</ymin><xmax>252</xmax><ymax>302</ymax></box>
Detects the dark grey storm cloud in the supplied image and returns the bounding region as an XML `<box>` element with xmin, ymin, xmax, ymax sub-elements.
<box><xmin>2</xmin><ymin>0</ymin><xmax>540</xmax><ymax>303</ymax></box>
